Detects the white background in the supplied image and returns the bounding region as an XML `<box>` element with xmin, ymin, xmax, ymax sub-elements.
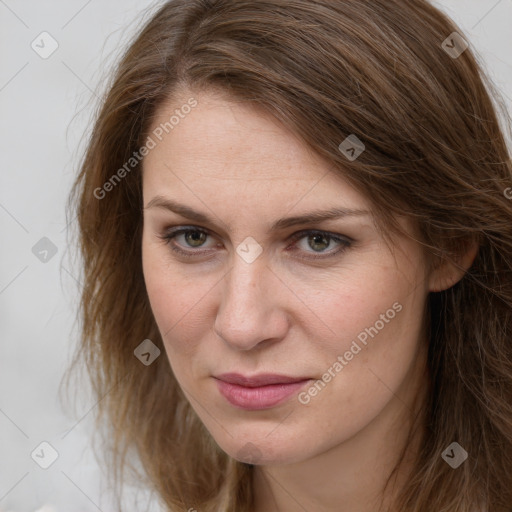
<box><xmin>1</xmin><ymin>1</ymin><xmax>511</xmax><ymax>510</ymax></box>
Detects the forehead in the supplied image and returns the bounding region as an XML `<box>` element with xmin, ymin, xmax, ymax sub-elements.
<box><xmin>142</xmin><ymin>89</ymin><xmax>370</xmax><ymax>212</ymax></box>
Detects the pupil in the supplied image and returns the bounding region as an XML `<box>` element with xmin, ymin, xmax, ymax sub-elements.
<box><xmin>309</xmin><ymin>234</ymin><xmax>329</xmax><ymax>252</ymax></box>
<box><xmin>186</xmin><ymin>231</ymin><xmax>206</xmax><ymax>247</ymax></box>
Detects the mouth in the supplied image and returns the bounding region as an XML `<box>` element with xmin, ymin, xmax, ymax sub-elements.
<box><xmin>213</xmin><ymin>373</ymin><xmax>312</xmax><ymax>410</ymax></box>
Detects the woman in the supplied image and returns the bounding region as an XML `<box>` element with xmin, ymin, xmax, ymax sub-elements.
<box><xmin>68</xmin><ymin>0</ymin><xmax>512</xmax><ymax>510</ymax></box>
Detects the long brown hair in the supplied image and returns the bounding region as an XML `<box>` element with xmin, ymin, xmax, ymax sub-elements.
<box><xmin>66</xmin><ymin>0</ymin><xmax>512</xmax><ymax>510</ymax></box>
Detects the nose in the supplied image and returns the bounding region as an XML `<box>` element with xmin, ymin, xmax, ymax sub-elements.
<box><xmin>213</xmin><ymin>255</ymin><xmax>290</xmax><ymax>351</ymax></box>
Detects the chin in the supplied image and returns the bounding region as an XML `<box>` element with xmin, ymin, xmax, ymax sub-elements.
<box><xmin>217</xmin><ymin>435</ymin><xmax>310</xmax><ymax>466</ymax></box>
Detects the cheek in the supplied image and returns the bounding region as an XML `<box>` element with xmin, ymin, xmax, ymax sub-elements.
<box><xmin>305</xmin><ymin>259</ymin><xmax>420</xmax><ymax>355</ymax></box>
<box><xmin>303</xmin><ymin>262</ymin><xmax>427</xmax><ymax>403</ymax></box>
<box><xmin>142</xmin><ymin>238</ymin><xmax>209</xmax><ymax>358</ymax></box>
<box><xmin>308</xmin><ymin>265</ymin><xmax>427</xmax><ymax>396</ymax></box>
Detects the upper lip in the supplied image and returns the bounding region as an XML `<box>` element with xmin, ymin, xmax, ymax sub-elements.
<box><xmin>214</xmin><ymin>373</ymin><xmax>311</xmax><ymax>387</ymax></box>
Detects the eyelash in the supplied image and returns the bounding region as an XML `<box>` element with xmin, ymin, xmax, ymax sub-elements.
<box><xmin>157</xmin><ymin>226</ymin><xmax>353</xmax><ymax>261</ymax></box>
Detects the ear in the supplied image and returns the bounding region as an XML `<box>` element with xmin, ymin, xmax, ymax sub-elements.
<box><xmin>428</xmin><ymin>238</ymin><xmax>479</xmax><ymax>293</ymax></box>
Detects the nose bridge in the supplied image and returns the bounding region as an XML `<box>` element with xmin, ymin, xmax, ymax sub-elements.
<box><xmin>221</xmin><ymin>256</ymin><xmax>267</xmax><ymax>324</ymax></box>
<box><xmin>214</xmin><ymin>255</ymin><xmax>284</xmax><ymax>350</ymax></box>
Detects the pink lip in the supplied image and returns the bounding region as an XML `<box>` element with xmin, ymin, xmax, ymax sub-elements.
<box><xmin>214</xmin><ymin>373</ymin><xmax>312</xmax><ymax>410</ymax></box>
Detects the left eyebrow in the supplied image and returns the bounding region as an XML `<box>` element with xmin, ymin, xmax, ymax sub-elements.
<box><xmin>144</xmin><ymin>195</ymin><xmax>371</xmax><ymax>232</ymax></box>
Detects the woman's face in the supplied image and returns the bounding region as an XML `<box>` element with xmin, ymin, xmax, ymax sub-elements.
<box><xmin>141</xmin><ymin>88</ymin><xmax>432</xmax><ymax>466</ymax></box>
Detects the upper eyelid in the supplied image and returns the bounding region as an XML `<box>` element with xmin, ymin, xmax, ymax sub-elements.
<box><xmin>160</xmin><ymin>226</ymin><xmax>353</xmax><ymax>262</ymax></box>
<box><xmin>163</xmin><ymin>225</ymin><xmax>352</xmax><ymax>247</ymax></box>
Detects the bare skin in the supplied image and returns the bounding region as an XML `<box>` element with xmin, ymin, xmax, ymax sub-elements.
<box><xmin>141</xmin><ymin>87</ymin><xmax>476</xmax><ymax>512</ymax></box>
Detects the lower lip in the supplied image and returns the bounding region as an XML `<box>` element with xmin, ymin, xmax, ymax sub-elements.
<box><xmin>215</xmin><ymin>379</ymin><xmax>311</xmax><ymax>410</ymax></box>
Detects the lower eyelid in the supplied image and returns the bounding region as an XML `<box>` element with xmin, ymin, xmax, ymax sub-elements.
<box><xmin>293</xmin><ymin>235</ymin><xmax>350</xmax><ymax>254</ymax></box>
<box><xmin>160</xmin><ymin>228</ymin><xmax>352</xmax><ymax>258</ymax></box>
<box><xmin>159</xmin><ymin>228</ymin><xmax>211</xmax><ymax>251</ymax></box>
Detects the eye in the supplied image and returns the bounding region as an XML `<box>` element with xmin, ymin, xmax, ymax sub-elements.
<box><xmin>286</xmin><ymin>229</ymin><xmax>352</xmax><ymax>260</ymax></box>
<box><xmin>158</xmin><ymin>227</ymin><xmax>218</xmax><ymax>258</ymax></box>
<box><xmin>158</xmin><ymin>226</ymin><xmax>352</xmax><ymax>260</ymax></box>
